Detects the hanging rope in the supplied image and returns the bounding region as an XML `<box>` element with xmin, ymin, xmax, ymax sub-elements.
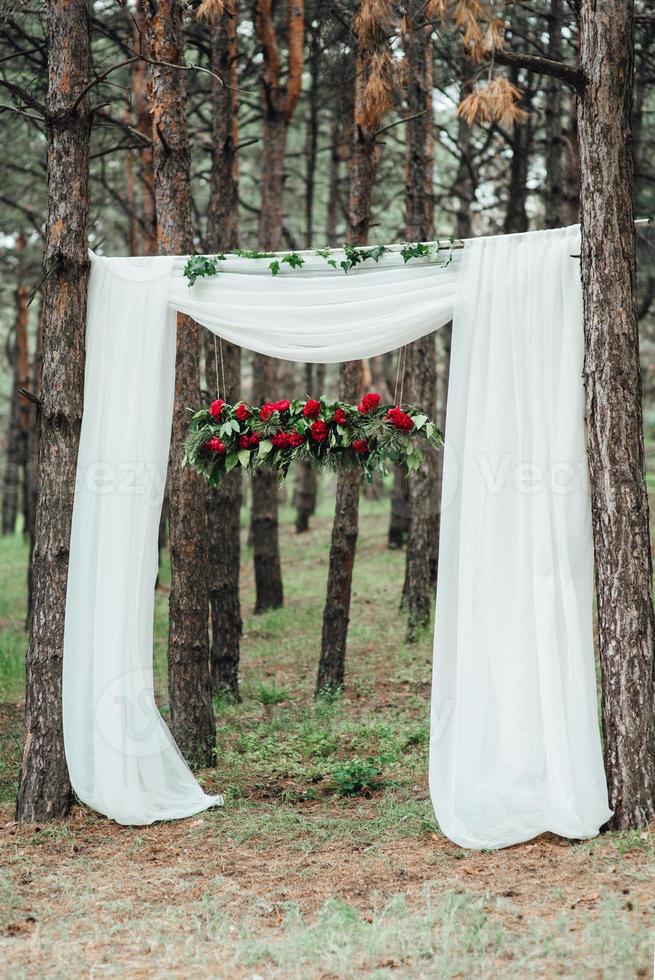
<box><xmin>213</xmin><ymin>335</ymin><xmax>226</xmax><ymax>401</ymax></box>
<box><xmin>393</xmin><ymin>345</ymin><xmax>407</xmax><ymax>407</ymax></box>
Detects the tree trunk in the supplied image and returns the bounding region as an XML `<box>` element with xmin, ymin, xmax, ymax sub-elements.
<box><xmin>251</xmin><ymin>353</ymin><xmax>284</xmax><ymax>612</ymax></box>
<box><xmin>295</xmin><ymin>364</ymin><xmax>319</xmax><ymax>533</ymax></box>
<box><xmin>146</xmin><ymin>0</ymin><xmax>215</xmax><ymax>768</ymax></box>
<box><xmin>578</xmin><ymin>0</ymin><xmax>655</xmax><ymax>829</ymax></box>
<box><xmin>503</xmin><ymin>59</ymin><xmax>533</xmax><ymax>234</ymax></box>
<box><xmin>250</xmin><ymin>0</ymin><xmax>305</xmax><ymax>612</ymax></box>
<box><xmin>316</xmin><ymin>358</ymin><xmax>363</xmax><ymax>695</ymax></box>
<box><xmin>400</xmin><ymin>3</ymin><xmax>438</xmax><ymax>634</ymax></box>
<box><xmin>204</xmin><ymin>4</ymin><xmax>242</xmax><ymax>699</ymax></box>
<box><xmin>16</xmin><ymin>0</ymin><xmax>91</xmax><ymax>822</ymax></box>
<box><xmin>316</xmin><ymin>0</ymin><xmax>392</xmax><ymax>695</ymax></box>
<box><xmin>544</xmin><ymin>0</ymin><xmax>565</xmax><ymax>229</ymax></box>
<box><xmin>388</xmin><ymin>465</ymin><xmax>410</xmax><ymax>549</ymax></box>
<box><xmin>130</xmin><ymin>0</ymin><xmax>157</xmax><ymax>255</ymax></box>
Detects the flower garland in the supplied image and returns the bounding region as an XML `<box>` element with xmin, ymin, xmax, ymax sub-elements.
<box><xmin>183</xmin><ymin>393</ymin><xmax>443</xmax><ymax>485</ymax></box>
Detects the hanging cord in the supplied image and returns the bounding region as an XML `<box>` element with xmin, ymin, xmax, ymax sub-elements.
<box><xmin>213</xmin><ymin>335</ymin><xmax>226</xmax><ymax>401</ymax></box>
<box><xmin>393</xmin><ymin>345</ymin><xmax>407</xmax><ymax>407</ymax></box>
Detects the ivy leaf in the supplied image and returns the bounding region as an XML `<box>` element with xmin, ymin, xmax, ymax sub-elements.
<box><xmin>327</xmin><ymin>259</ymin><xmax>337</xmax><ymax>269</ymax></box>
<box><xmin>282</xmin><ymin>252</ymin><xmax>305</xmax><ymax>270</ymax></box>
<box><xmin>269</xmin><ymin>260</ymin><xmax>280</xmax><ymax>276</ymax></box>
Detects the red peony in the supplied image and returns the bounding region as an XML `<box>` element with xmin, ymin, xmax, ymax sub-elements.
<box><xmin>239</xmin><ymin>434</ymin><xmax>251</xmax><ymax>449</ymax></box>
<box><xmin>352</xmin><ymin>439</ymin><xmax>369</xmax><ymax>455</ymax></box>
<box><xmin>259</xmin><ymin>404</ymin><xmax>274</xmax><ymax>421</ymax></box>
<box><xmin>249</xmin><ymin>433</ymin><xmax>260</xmax><ymax>447</ymax></box>
<box><xmin>310</xmin><ymin>419</ymin><xmax>329</xmax><ymax>443</ymax></box>
<box><xmin>385</xmin><ymin>406</ymin><xmax>414</xmax><ymax>432</ymax></box>
<box><xmin>205</xmin><ymin>436</ymin><xmax>226</xmax><ymax>454</ymax></box>
<box><xmin>288</xmin><ymin>431</ymin><xmax>305</xmax><ymax>448</ymax></box>
<box><xmin>271</xmin><ymin>431</ymin><xmax>290</xmax><ymax>449</ymax></box>
<box><xmin>357</xmin><ymin>392</ymin><xmax>381</xmax><ymax>414</ymax></box>
<box><xmin>333</xmin><ymin>407</ymin><xmax>348</xmax><ymax>424</ymax></box>
<box><xmin>303</xmin><ymin>398</ymin><xmax>321</xmax><ymax>419</ymax></box>
<box><xmin>273</xmin><ymin>399</ymin><xmax>291</xmax><ymax>412</ymax></box>
<box><xmin>209</xmin><ymin>399</ymin><xmax>225</xmax><ymax>419</ymax></box>
<box><xmin>235</xmin><ymin>403</ymin><xmax>251</xmax><ymax>422</ymax></box>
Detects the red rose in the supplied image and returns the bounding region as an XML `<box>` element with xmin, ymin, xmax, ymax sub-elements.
<box><xmin>352</xmin><ymin>438</ymin><xmax>369</xmax><ymax>455</ymax></box>
<box><xmin>209</xmin><ymin>399</ymin><xmax>225</xmax><ymax>419</ymax></box>
<box><xmin>239</xmin><ymin>434</ymin><xmax>251</xmax><ymax>449</ymax></box>
<box><xmin>271</xmin><ymin>431</ymin><xmax>290</xmax><ymax>449</ymax></box>
<box><xmin>259</xmin><ymin>404</ymin><xmax>274</xmax><ymax>421</ymax></box>
<box><xmin>310</xmin><ymin>420</ymin><xmax>329</xmax><ymax>443</ymax></box>
<box><xmin>385</xmin><ymin>406</ymin><xmax>414</xmax><ymax>432</ymax></box>
<box><xmin>235</xmin><ymin>403</ymin><xmax>251</xmax><ymax>422</ymax></box>
<box><xmin>205</xmin><ymin>436</ymin><xmax>226</xmax><ymax>454</ymax></box>
<box><xmin>303</xmin><ymin>398</ymin><xmax>321</xmax><ymax>419</ymax></box>
<box><xmin>333</xmin><ymin>407</ymin><xmax>348</xmax><ymax>424</ymax></box>
<box><xmin>273</xmin><ymin>399</ymin><xmax>291</xmax><ymax>412</ymax></box>
<box><xmin>288</xmin><ymin>431</ymin><xmax>305</xmax><ymax>448</ymax></box>
<box><xmin>357</xmin><ymin>392</ymin><xmax>381</xmax><ymax>414</ymax></box>
<box><xmin>249</xmin><ymin>434</ymin><xmax>260</xmax><ymax>447</ymax></box>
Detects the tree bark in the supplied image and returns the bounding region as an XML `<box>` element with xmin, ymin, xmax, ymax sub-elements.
<box><xmin>145</xmin><ymin>0</ymin><xmax>215</xmax><ymax>768</ymax></box>
<box><xmin>388</xmin><ymin>464</ymin><xmax>410</xmax><ymax>549</ymax></box>
<box><xmin>578</xmin><ymin>0</ymin><xmax>655</xmax><ymax>829</ymax></box>
<box><xmin>204</xmin><ymin>2</ymin><xmax>242</xmax><ymax>699</ymax></box>
<box><xmin>316</xmin><ymin>358</ymin><xmax>363</xmax><ymax>695</ymax></box>
<box><xmin>2</xmin><ymin>265</ymin><xmax>29</xmax><ymax>536</ymax></box>
<box><xmin>544</xmin><ymin>0</ymin><xmax>566</xmax><ymax>229</ymax></box>
<box><xmin>250</xmin><ymin>0</ymin><xmax>304</xmax><ymax>613</ymax></box>
<box><xmin>251</xmin><ymin>353</ymin><xmax>284</xmax><ymax>612</ymax></box>
<box><xmin>317</xmin><ymin>0</ymin><xmax>391</xmax><ymax>695</ymax></box>
<box><xmin>400</xmin><ymin>1</ymin><xmax>438</xmax><ymax>633</ymax></box>
<box><xmin>295</xmin><ymin>363</ymin><xmax>319</xmax><ymax>533</ymax></box>
<box><xmin>16</xmin><ymin>0</ymin><xmax>91</xmax><ymax>822</ymax></box>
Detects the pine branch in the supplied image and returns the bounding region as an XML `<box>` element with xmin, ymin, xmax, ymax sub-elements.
<box><xmin>487</xmin><ymin>49</ymin><xmax>583</xmax><ymax>90</ymax></box>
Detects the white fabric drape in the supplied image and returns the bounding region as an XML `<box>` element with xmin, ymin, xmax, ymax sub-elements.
<box><xmin>429</xmin><ymin>226</ymin><xmax>611</xmax><ymax>847</ymax></box>
<box><xmin>63</xmin><ymin>227</ymin><xmax>610</xmax><ymax>843</ymax></box>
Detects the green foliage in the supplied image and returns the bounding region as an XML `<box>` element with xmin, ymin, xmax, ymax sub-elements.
<box><xmin>183</xmin><ymin>253</ymin><xmax>226</xmax><ymax>286</ymax></box>
<box><xmin>331</xmin><ymin>755</ymin><xmax>392</xmax><ymax>796</ymax></box>
<box><xmin>252</xmin><ymin>681</ymin><xmax>289</xmax><ymax>705</ymax></box>
<box><xmin>182</xmin><ymin>241</ymin><xmax>461</xmax><ymax>285</ymax></box>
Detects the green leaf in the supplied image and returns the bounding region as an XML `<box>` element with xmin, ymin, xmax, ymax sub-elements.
<box><xmin>230</xmin><ymin>418</ymin><xmax>240</xmax><ymax>431</ymax></box>
<box><xmin>258</xmin><ymin>439</ymin><xmax>272</xmax><ymax>458</ymax></box>
<box><xmin>220</xmin><ymin>422</ymin><xmax>232</xmax><ymax>438</ymax></box>
<box><xmin>269</xmin><ymin>260</ymin><xmax>280</xmax><ymax>276</ymax></box>
<box><xmin>412</xmin><ymin>413</ymin><xmax>428</xmax><ymax>430</ymax></box>
<box><xmin>238</xmin><ymin>449</ymin><xmax>251</xmax><ymax>468</ymax></box>
<box><xmin>225</xmin><ymin>452</ymin><xmax>239</xmax><ymax>473</ymax></box>
<box><xmin>282</xmin><ymin>252</ymin><xmax>305</xmax><ymax>270</ymax></box>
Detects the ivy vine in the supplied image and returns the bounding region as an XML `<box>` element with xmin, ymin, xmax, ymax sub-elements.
<box><xmin>183</xmin><ymin>238</ymin><xmax>460</xmax><ymax>286</ymax></box>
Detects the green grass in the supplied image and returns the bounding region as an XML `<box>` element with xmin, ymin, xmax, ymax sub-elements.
<box><xmin>1</xmin><ymin>484</ymin><xmax>655</xmax><ymax>977</ymax></box>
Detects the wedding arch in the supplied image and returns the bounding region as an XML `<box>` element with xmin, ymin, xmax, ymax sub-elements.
<box><xmin>62</xmin><ymin>224</ymin><xmax>612</xmax><ymax>849</ymax></box>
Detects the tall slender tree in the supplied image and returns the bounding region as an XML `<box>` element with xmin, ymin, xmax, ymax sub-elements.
<box><xmin>577</xmin><ymin>0</ymin><xmax>655</xmax><ymax>828</ymax></box>
<box><xmin>16</xmin><ymin>0</ymin><xmax>91</xmax><ymax>822</ymax></box>
<box><xmin>145</xmin><ymin>0</ymin><xmax>215</xmax><ymax>766</ymax></box>
<box><xmin>2</xmin><ymin>234</ymin><xmax>30</xmax><ymax>536</ymax></box>
<box><xmin>201</xmin><ymin>0</ymin><xmax>243</xmax><ymax>699</ymax></box>
<box><xmin>316</xmin><ymin>0</ymin><xmax>394</xmax><ymax>694</ymax></box>
<box><xmin>402</xmin><ymin>0</ymin><xmax>438</xmax><ymax>640</ymax></box>
<box><xmin>250</xmin><ymin>0</ymin><xmax>304</xmax><ymax>613</ymax></box>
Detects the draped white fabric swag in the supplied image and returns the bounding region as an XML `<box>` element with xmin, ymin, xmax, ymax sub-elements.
<box><xmin>63</xmin><ymin>225</ymin><xmax>611</xmax><ymax>845</ymax></box>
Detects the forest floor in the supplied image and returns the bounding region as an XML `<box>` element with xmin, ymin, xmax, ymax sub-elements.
<box><xmin>1</xmin><ymin>494</ymin><xmax>654</xmax><ymax>978</ymax></box>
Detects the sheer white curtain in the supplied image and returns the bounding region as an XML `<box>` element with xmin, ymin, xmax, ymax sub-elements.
<box><xmin>430</xmin><ymin>226</ymin><xmax>611</xmax><ymax>847</ymax></box>
<box><xmin>63</xmin><ymin>227</ymin><xmax>610</xmax><ymax>843</ymax></box>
